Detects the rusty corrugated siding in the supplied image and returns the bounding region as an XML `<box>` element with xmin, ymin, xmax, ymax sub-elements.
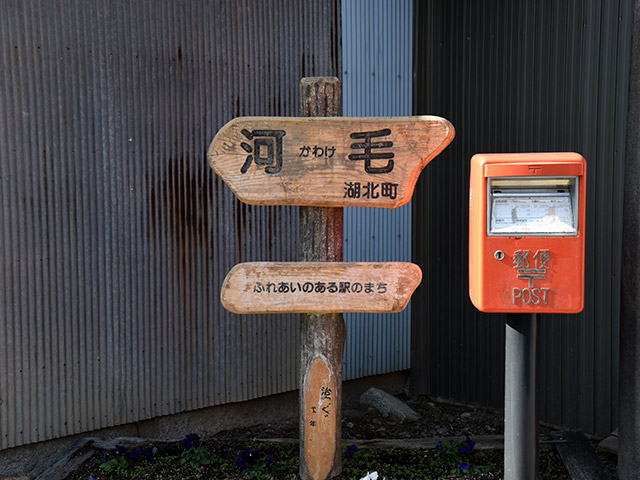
<box><xmin>0</xmin><ymin>0</ymin><xmax>341</xmax><ymax>449</ymax></box>
<box><xmin>411</xmin><ymin>0</ymin><xmax>632</xmax><ymax>436</ymax></box>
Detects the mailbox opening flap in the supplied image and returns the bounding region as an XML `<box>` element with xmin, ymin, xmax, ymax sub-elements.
<box><xmin>487</xmin><ymin>176</ymin><xmax>578</xmax><ymax>236</ymax></box>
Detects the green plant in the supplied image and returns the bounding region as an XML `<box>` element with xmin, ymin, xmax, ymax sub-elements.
<box><xmin>180</xmin><ymin>433</ymin><xmax>212</xmax><ymax>470</ymax></box>
<box><xmin>99</xmin><ymin>444</ymin><xmax>155</xmax><ymax>479</ymax></box>
<box><xmin>180</xmin><ymin>445</ymin><xmax>211</xmax><ymax>469</ymax></box>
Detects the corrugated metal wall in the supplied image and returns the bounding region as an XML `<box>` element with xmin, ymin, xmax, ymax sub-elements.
<box><xmin>342</xmin><ymin>0</ymin><xmax>414</xmax><ymax>380</ymax></box>
<box><xmin>0</xmin><ymin>0</ymin><xmax>340</xmax><ymax>449</ymax></box>
<box><xmin>411</xmin><ymin>0</ymin><xmax>633</xmax><ymax>436</ymax></box>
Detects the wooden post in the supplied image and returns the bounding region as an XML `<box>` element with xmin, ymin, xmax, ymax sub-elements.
<box><xmin>298</xmin><ymin>77</ymin><xmax>345</xmax><ymax>480</ymax></box>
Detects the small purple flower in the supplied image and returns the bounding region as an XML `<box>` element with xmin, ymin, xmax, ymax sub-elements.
<box><xmin>247</xmin><ymin>449</ymin><xmax>260</xmax><ymax>464</ymax></box>
<box><xmin>263</xmin><ymin>455</ymin><xmax>273</xmax><ymax>467</ymax></box>
<box><xmin>459</xmin><ymin>436</ymin><xmax>476</xmax><ymax>454</ymax></box>
<box><xmin>128</xmin><ymin>447</ymin><xmax>144</xmax><ymax>460</ymax></box>
<box><xmin>435</xmin><ymin>441</ymin><xmax>442</xmax><ymax>450</ymax></box>
<box><xmin>236</xmin><ymin>448</ymin><xmax>261</xmax><ymax>469</ymax></box>
<box><xmin>103</xmin><ymin>453</ymin><xmax>109</xmax><ymax>462</ymax></box>
<box><xmin>110</xmin><ymin>444</ymin><xmax>127</xmax><ymax>456</ymax></box>
<box><xmin>460</xmin><ymin>462</ymin><xmax>471</xmax><ymax>471</ymax></box>
<box><xmin>465</xmin><ymin>436</ymin><xmax>476</xmax><ymax>450</ymax></box>
<box><xmin>345</xmin><ymin>444</ymin><xmax>359</xmax><ymax>457</ymax></box>
<box><xmin>183</xmin><ymin>433</ymin><xmax>200</xmax><ymax>450</ymax></box>
<box><xmin>459</xmin><ymin>443</ymin><xmax>472</xmax><ymax>454</ymax></box>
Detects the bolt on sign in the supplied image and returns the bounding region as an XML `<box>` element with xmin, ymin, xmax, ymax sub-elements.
<box><xmin>207</xmin><ymin>116</ymin><xmax>454</xmax><ymax>208</ymax></box>
<box><xmin>221</xmin><ymin>262</ymin><xmax>422</xmax><ymax>314</ymax></box>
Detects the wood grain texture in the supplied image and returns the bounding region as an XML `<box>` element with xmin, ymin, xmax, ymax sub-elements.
<box><xmin>220</xmin><ymin>262</ymin><xmax>423</xmax><ymax>314</ymax></box>
<box><xmin>207</xmin><ymin>116</ymin><xmax>454</xmax><ymax>208</ymax></box>
<box><xmin>300</xmin><ymin>205</ymin><xmax>343</xmax><ymax>262</ymax></box>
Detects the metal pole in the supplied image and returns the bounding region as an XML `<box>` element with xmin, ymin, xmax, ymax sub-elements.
<box><xmin>298</xmin><ymin>77</ymin><xmax>345</xmax><ymax>480</ymax></box>
<box><xmin>504</xmin><ymin>312</ymin><xmax>538</xmax><ymax>480</ymax></box>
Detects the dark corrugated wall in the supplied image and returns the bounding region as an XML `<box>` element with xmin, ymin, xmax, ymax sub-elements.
<box><xmin>411</xmin><ymin>0</ymin><xmax>632</xmax><ymax>436</ymax></box>
<box><xmin>0</xmin><ymin>0</ymin><xmax>340</xmax><ymax>449</ymax></box>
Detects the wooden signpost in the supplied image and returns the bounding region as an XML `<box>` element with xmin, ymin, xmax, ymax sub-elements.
<box><xmin>208</xmin><ymin>76</ymin><xmax>454</xmax><ymax>480</ymax></box>
<box><xmin>221</xmin><ymin>262</ymin><xmax>422</xmax><ymax>314</ymax></box>
<box><xmin>298</xmin><ymin>77</ymin><xmax>346</xmax><ymax>480</ymax></box>
<box><xmin>207</xmin><ymin>116</ymin><xmax>454</xmax><ymax>208</ymax></box>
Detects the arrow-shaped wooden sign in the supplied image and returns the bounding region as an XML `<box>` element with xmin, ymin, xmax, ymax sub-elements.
<box><xmin>208</xmin><ymin>116</ymin><xmax>454</xmax><ymax>208</ymax></box>
<box><xmin>221</xmin><ymin>262</ymin><xmax>422</xmax><ymax>314</ymax></box>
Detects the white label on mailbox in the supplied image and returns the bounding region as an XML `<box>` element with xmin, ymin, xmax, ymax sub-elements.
<box><xmin>490</xmin><ymin>195</ymin><xmax>575</xmax><ymax>235</ymax></box>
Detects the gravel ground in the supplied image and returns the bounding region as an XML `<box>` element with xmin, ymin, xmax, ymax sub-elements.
<box><xmin>213</xmin><ymin>395</ymin><xmax>504</xmax><ymax>441</ymax></box>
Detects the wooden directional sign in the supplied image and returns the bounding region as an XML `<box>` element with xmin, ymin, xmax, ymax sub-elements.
<box><xmin>221</xmin><ymin>262</ymin><xmax>422</xmax><ymax>314</ymax></box>
<box><xmin>208</xmin><ymin>116</ymin><xmax>454</xmax><ymax>208</ymax></box>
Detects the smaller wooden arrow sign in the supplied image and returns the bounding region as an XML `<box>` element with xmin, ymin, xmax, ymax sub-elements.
<box><xmin>304</xmin><ymin>355</ymin><xmax>337</xmax><ymax>480</ymax></box>
<box><xmin>221</xmin><ymin>262</ymin><xmax>422</xmax><ymax>314</ymax></box>
<box><xmin>208</xmin><ymin>116</ymin><xmax>454</xmax><ymax>208</ymax></box>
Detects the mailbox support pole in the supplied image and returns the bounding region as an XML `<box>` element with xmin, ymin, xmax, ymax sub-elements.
<box><xmin>298</xmin><ymin>77</ymin><xmax>345</xmax><ymax>480</ymax></box>
<box><xmin>504</xmin><ymin>313</ymin><xmax>538</xmax><ymax>480</ymax></box>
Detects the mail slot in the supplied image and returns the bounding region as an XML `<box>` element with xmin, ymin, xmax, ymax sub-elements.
<box><xmin>469</xmin><ymin>153</ymin><xmax>586</xmax><ymax>313</ymax></box>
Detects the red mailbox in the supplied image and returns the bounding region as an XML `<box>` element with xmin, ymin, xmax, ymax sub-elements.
<box><xmin>469</xmin><ymin>152</ymin><xmax>586</xmax><ymax>313</ymax></box>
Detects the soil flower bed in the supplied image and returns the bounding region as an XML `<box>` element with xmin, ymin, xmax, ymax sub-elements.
<box><xmin>65</xmin><ymin>437</ymin><xmax>569</xmax><ymax>479</ymax></box>
<box><xmin>60</xmin><ymin>395</ymin><xmax>616</xmax><ymax>479</ymax></box>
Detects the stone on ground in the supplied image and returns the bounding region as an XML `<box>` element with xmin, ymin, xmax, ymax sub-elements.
<box><xmin>359</xmin><ymin>387</ymin><xmax>420</xmax><ymax>423</ymax></box>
